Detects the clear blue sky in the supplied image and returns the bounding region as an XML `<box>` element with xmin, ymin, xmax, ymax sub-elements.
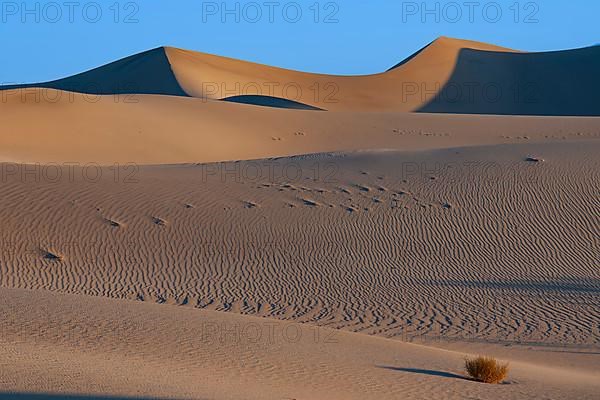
<box><xmin>1</xmin><ymin>0</ymin><xmax>598</xmax><ymax>83</ymax></box>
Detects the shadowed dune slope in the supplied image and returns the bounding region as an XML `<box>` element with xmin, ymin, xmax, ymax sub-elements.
<box><xmin>2</xmin><ymin>37</ymin><xmax>598</xmax><ymax>115</ymax></box>
<box><xmin>0</xmin><ymin>47</ymin><xmax>188</xmax><ymax>97</ymax></box>
<box><xmin>418</xmin><ymin>45</ymin><xmax>600</xmax><ymax>116</ymax></box>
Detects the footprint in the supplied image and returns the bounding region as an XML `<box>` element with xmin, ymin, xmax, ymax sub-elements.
<box><xmin>106</xmin><ymin>219</ymin><xmax>121</xmax><ymax>228</ymax></box>
<box><xmin>152</xmin><ymin>217</ymin><xmax>167</xmax><ymax>226</ymax></box>
<box><xmin>302</xmin><ymin>199</ymin><xmax>318</xmax><ymax>207</ymax></box>
<box><xmin>43</xmin><ymin>250</ymin><xmax>63</xmax><ymax>262</ymax></box>
<box><xmin>525</xmin><ymin>156</ymin><xmax>543</xmax><ymax>163</ymax></box>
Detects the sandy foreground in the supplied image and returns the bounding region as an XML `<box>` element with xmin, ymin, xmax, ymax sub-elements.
<box><xmin>1</xmin><ymin>287</ymin><xmax>599</xmax><ymax>400</ymax></box>
<box><xmin>0</xmin><ymin>38</ymin><xmax>599</xmax><ymax>399</ymax></box>
<box><xmin>0</xmin><ymin>139</ymin><xmax>598</xmax><ymax>398</ymax></box>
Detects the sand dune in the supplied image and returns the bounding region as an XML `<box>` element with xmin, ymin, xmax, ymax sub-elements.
<box><xmin>2</xmin><ymin>37</ymin><xmax>599</xmax><ymax>115</ymax></box>
<box><xmin>1</xmin><ymin>89</ymin><xmax>599</xmax><ymax>164</ymax></box>
<box><xmin>1</xmin><ymin>36</ymin><xmax>599</xmax><ymax>399</ymax></box>
<box><xmin>162</xmin><ymin>37</ymin><xmax>509</xmax><ymax>112</ymax></box>
<box><xmin>1</xmin><ymin>288</ymin><xmax>598</xmax><ymax>400</ymax></box>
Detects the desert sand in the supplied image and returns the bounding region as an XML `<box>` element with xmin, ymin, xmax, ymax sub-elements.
<box><xmin>3</xmin><ymin>37</ymin><xmax>599</xmax><ymax>115</ymax></box>
<box><xmin>0</xmin><ymin>37</ymin><xmax>598</xmax><ymax>399</ymax></box>
<box><xmin>1</xmin><ymin>287</ymin><xmax>599</xmax><ymax>400</ymax></box>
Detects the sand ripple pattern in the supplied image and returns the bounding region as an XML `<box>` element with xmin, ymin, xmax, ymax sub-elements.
<box><xmin>0</xmin><ymin>142</ymin><xmax>598</xmax><ymax>346</ymax></box>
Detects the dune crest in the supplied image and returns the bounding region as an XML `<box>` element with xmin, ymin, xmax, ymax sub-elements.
<box><xmin>2</xmin><ymin>37</ymin><xmax>599</xmax><ymax>115</ymax></box>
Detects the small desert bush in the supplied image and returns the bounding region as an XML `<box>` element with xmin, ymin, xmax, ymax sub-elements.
<box><xmin>465</xmin><ymin>356</ymin><xmax>509</xmax><ymax>384</ymax></box>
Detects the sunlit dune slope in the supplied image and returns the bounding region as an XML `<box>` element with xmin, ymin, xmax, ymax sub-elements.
<box><xmin>1</xmin><ymin>89</ymin><xmax>599</xmax><ymax>164</ymax></box>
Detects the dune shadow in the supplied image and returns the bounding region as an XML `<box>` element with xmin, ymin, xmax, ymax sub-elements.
<box><xmin>377</xmin><ymin>366</ymin><xmax>467</xmax><ymax>380</ymax></box>
<box><xmin>421</xmin><ymin>277</ymin><xmax>600</xmax><ymax>294</ymax></box>
<box><xmin>0</xmin><ymin>47</ymin><xmax>188</xmax><ymax>97</ymax></box>
<box><xmin>221</xmin><ymin>95</ymin><xmax>325</xmax><ymax>110</ymax></box>
<box><xmin>0</xmin><ymin>394</ymin><xmax>180</xmax><ymax>400</ymax></box>
<box><xmin>416</xmin><ymin>45</ymin><xmax>600</xmax><ymax>116</ymax></box>
<box><xmin>542</xmin><ymin>349</ymin><xmax>600</xmax><ymax>355</ymax></box>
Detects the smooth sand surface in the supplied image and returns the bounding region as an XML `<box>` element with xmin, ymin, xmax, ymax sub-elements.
<box><xmin>0</xmin><ymin>38</ymin><xmax>598</xmax><ymax>399</ymax></box>
<box><xmin>1</xmin><ymin>90</ymin><xmax>599</xmax><ymax>164</ymax></box>
<box><xmin>1</xmin><ymin>288</ymin><xmax>598</xmax><ymax>400</ymax></box>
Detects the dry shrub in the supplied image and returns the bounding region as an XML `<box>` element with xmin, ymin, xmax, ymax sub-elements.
<box><xmin>465</xmin><ymin>356</ymin><xmax>509</xmax><ymax>384</ymax></box>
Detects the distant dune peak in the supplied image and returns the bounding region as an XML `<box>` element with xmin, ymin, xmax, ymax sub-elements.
<box><xmin>1</xmin><ymin>46</ymin><xmax>188</xmax><ymax>97</ymax></box>
<box><xmin>432</xmin><ymin>36</ymin><xmax>516</xmax><ymax>51</ymax></box>
<box><xmin>388</xmin><ymin>36</ymin><xmax>516</xmax><ymax>71</ymax></box>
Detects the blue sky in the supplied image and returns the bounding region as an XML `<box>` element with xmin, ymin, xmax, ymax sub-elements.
<box><xmin>1</xmin><ymin>0</ymin><xmax>598</xmax><ymax>83</ymax></box>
